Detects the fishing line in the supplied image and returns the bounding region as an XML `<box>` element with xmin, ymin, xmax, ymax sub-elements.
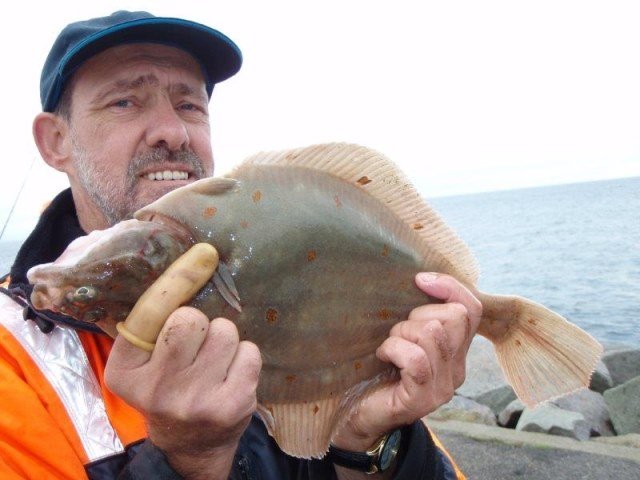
<box><xmin>0</xmin><ymin>156</ymin><xmax>36</xmax><ymax>242</ymax></box>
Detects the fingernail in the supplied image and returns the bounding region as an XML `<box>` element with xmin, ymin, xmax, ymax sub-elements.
<box><xmin>417</xmin><ymin>272</ymin><xmax>438</xmax><ymax>285</ymax></box>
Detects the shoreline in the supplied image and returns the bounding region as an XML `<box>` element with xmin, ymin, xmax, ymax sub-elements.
<box><xmin>427</xmin><ymin>419</ymin><xmax>639</xmax><ymax>479</ymax></box>
<box><xmin>426</xmin><ymin>419</ymin><xmax>640</xmax><ymax>464</ymax></box>
<box><xmin>425</xmin><ymin>335</ymin><xmax>640</xmax><ymax>477</ymax></box>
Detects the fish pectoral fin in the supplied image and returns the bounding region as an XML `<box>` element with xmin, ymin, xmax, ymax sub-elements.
<box><xmin>256</xmin><ymin>397</ymin><xmax>341</xmax><ymax>459</ymax></box>
<box><xmin>213</xmin><ymin>263</ymin><xmax>242</xmax><ymax>312</ymax></box>
<box><xmin>478</xmin><ymin>292</ymin><xmax>603</xmax><ymax>407</ymax></box>
<box><xmin>188</xmin><ymin>177</ymin><xmax>239</xmax><ymax>195</ymax></box>
<box><xmin>217</xmin><ymin>261</ymin><xmax>240</xmax><ymax>301</ymax></box>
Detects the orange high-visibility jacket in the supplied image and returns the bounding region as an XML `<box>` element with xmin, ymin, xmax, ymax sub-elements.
<box><xmin>0</xmin><ymin>291</ymin><xmax>146</xmax><ymax>479</ymax></box>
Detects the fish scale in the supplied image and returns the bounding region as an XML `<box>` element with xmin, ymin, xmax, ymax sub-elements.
<box><xmin>27</xmin><ymin>142</ymin><xmax>602</xmax><ymax>458</ymax></box>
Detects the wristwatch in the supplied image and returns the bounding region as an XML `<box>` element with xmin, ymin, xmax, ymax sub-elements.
<box><xmin>328</xmin><ymin>428</ymin><xmax>403</xmax><ymax>474</ymax></box>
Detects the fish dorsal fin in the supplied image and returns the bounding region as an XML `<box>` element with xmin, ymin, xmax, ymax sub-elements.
<box><xmin>230</xmin><ymin>143</ymin><xmax>478</xmax><ymax>283</ymax></box>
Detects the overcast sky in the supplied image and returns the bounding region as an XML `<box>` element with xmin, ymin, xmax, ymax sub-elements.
<box><xmin>1</xmin><ymin>0</ymin><xmax>639</xmax><ymax>241</ymax></box>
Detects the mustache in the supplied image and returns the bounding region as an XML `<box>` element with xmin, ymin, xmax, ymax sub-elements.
<box><xmin>127</xmin><ymin>147</ymin><xmax>207</xmax><ymax>180</ymax></box>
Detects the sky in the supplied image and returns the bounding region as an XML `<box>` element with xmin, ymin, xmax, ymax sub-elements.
<box><xmin>1</xmin><ymin>0</ymin><xmax>640</xmax><ymax>241</ymax></box>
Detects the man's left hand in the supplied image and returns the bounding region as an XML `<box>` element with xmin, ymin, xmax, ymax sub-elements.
<box><xmin>331</xmin><ymin>272</ymin><xmax>482</xmax><ymax>453</ymax></box>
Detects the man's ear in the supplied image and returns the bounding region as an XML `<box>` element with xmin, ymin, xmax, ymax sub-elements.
<box><xmin>33</xmin><ymin>112</ymin><xmax>72</xmax><ymax>172</ymax></box>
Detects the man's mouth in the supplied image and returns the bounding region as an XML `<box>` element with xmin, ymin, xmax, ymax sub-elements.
<box><xmin>142</xmin><ymin>170</ymin><xmax>191</xmax><ymax>181</ymax></box>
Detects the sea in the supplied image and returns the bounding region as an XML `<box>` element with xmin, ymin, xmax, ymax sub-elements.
<box><xmin>0</xmin><ymin>176</ymin><xmax>638</xmax><ymax>346</ymax></box>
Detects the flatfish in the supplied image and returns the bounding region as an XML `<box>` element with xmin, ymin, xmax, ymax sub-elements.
<box><xmin>27</xmin><ymin>143</ymin><xmax>602</xmax><ymax>458</ymax></box>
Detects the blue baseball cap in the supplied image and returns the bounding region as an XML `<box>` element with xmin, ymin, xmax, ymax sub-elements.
<box><xmin>40</xmin><ymin>10</ymin><xmax>242</xmax><ymax>112</ymax></box>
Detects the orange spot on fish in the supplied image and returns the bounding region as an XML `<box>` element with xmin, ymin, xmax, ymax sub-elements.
<box><xmin>240</xmin><ymin>220</ymin><xmax>249</xmax><ymax>229</ymax></box>
<box><xmin>203</xmin><ymin>206</ymin><xmax>217</xmax><ymax>218</ymax></box>
<box><xmin>381</xmin><ymin>244</ymin><xmax>390</xmax><ymax>257</ymax></box>
<box><xmin>334</xmin><ymin>195</ymin><xmax>342</xmax><ymax>208</ymax></box>
<box><xmin>354</xmin><ymin>361</ymin><xmax>362</xmax><ymax>371</ymax></box>
<box><xmin>357</xmin><ymin>176</ymin><xmax>372</xmax><ymax>186</ymax></box>
<box><xmin>266</xmin><ymin>308</ymin><xmax>279</xmax><ymax>324</ymax></box>
<box><xmin>285</xmin><ymin>374</ymin><xmax>297</xmax><ymax>383</ymax></box>
<box><xmin>252</xmin><ymin>190</ymin><xmax>262</xmax><ymax>203</ymax></box>
<box><xmin>515</xmin><ymin>339</ymin><xmax>522</xmax><ymax>347</ymax></box>
<box><xmin>312</xmin><ymin>404</ymin><xmax>320</xmax><ymax>414</ymax></box>
<box><xmin>528</xmin><ymin>318</ymin><xmax>537</xmax><ymax>325</ymax></box>
<box><xmin>307</xmin><ymin>250</ymin><xmax>317</xmax><ymax>262</ymax></box>
<box><xmin>377</xmin><ymin>308</ymin><xmax>391</xmax><ymax>320</ymax></box>
<box><xmin>412</xmin><ymin>223</ymin><xmax>424</xmax><ymax>230</ymax></box>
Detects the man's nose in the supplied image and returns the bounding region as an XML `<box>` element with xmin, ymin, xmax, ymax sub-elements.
<box><xmin>145</xmin><ymin>101</ymin><xmax>190</xmax><ymax>151</ymax></box>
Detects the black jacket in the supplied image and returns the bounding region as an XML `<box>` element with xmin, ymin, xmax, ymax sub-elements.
<box><xmin>6</xmin><ymin>189</ymin><xmax>460</xmax><ymax>480</ymax></box>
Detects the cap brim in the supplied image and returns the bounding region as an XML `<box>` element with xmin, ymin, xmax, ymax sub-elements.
<box><xmin>45</xmin><ymin>17</ymin><xmax>242</xmax><ymax>112</ymax></box>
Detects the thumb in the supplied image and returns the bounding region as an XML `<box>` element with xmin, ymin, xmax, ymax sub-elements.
<box><xmin>116</xmin><ymin>243</ymin><xmax>218</xmax><ymax>350</ymax></box>
<box><xmin>105</xmin><ymin>243</ymin><xmax>218</xmax><ymax>383</ymax></box>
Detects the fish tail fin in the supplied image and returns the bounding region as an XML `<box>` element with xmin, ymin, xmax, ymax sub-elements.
<box><xmin>476</xmin><ymin>292</ymin><xmax>603</xmax><ymax>407</ymax></box>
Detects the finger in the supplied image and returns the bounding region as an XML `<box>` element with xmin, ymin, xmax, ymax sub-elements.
<box><xmin>118</xmin><ymin>243</ymin><xmax>218</xmax><ymax>349</ymax></box>
<box><xmin>378</xmin><ymin>323</ymin><xmax>454</xmax><ymax>411</ymax></box>
<box><xmin>399</xmin><ymin>301</ymin><xmax>470</xmax><ymax>350</ymax></box>
<box><xmin>199</xmin><ymin>340</ymin><xmax>261</xmax><ymax>427</ymax></box>
<box><xmin>391</xmin><ymin>314</ymin><xmax>467</xmax><ymax>389</ymax></box>
<box><xmin>415</xmin><ymin>273</ymin><xmax>482</xmax><ymax>332</ymax></box>
<box><xmin>377</xmin><ymin>335</ymin><xmax>433</xmax><ymax>389</ymax></box>
<box><xmin>105</xmin><ymin>334</ymin><xmax>153</xmax><ymax>388</ymax></box>
<box><xmin>389</xmin><ymin>317</ymin><xmax>455</xmax><ymax>363</ymax></box>
<box><xmin>221</xmin><ymin>341</ymin><xmax>262</xmax><ymax>412</ymax></box>
<box><xmin>225</xmin><ymin>341</ymin><xmax>262</xmax><ymax>385</ymax></box>
<box><xmin>149</xmin><ymin>307</ymin><xmax>210</xmax><ymax>372</ymax></box>
<box><xmin>191</xmin><ymin>318</ymin><xmax>242</xmax><ymax>383</ymax></box>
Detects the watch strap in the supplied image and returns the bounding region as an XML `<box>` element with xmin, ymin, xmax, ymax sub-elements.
<box><xmin>328</xmin><ymin>444</ymin><xmax>378</xmax><ymax>473</ymax></box>
<box><xmin>328</xmin><ymin>431</ymin><xmax>397</xmax><ymax>474</ymax></box>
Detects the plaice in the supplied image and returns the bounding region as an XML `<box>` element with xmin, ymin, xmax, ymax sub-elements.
<box><xmin>27</xmin><ymin>143</ymin><xmax>603</xmax><ymax>458</ymax></box>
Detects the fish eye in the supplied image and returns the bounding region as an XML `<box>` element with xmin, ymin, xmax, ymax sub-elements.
<box><xmin>73</xmin><ymin>286</ymin><xmax>97</xmax><ymax>303</ymax></box>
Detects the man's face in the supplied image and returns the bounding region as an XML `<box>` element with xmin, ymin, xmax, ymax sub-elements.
<box><xmin>64</xmin><ymin>43</ymin><xmax>214</xmax><ymax>228</ymax></box>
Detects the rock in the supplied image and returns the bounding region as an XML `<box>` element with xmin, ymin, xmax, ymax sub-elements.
<box><xmin>600</xmin><ymin>348</ymin><xmax>640</xmax><ymax>386</ymax></box>
<box><xmin>604</xmin><ymin>375</ymin><xmax>640</xmax><ymax>435</ymax></box>
<box><xmin>428</xmin><ymin>395</ymin><xmax>497</xmax><ymax>426</ymax></box>
<box><xmin>589</xmin><ymin>360</ymin><xmax>613</xmax><ymax>393</ymax></box>
<box><xmin>552</xmin><ymin>388</ymin><xmax>615</xmax><ymax>437</ymax></box>
<box><xmin>454</xmin><ymin>337</ymin><xmax>518</xmax><ymax>415</ymax></box>
<box><xmin>516</xmin><ymin>404</ymin><xmax>590</xmax><ymax>441</ymax></box>
<box><xmin>592</xmin><ymin>433</ymin><xmax>640</xmax><ymax>449</ymax></box>
<box><xmin>498</xmin><ymin>399</ymin><xmax>525</xmax><ymax>428</ymax></box>
<box><xmin>475</xmin><ymin>385</ymin><xmax>517</xmax><ymax>416</ymax></box>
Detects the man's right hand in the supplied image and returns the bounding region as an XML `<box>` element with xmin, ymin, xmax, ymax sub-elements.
<box><xmin>105</xmin><ymin>307</ymin><xmax>261</xmax><ymax>480</ymax></box>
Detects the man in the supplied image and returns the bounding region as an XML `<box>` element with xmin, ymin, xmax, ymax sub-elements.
<box><xmin>0</xmin><ymin>10</ymin><xmax>480</xmax><ymax>479</ymax></box>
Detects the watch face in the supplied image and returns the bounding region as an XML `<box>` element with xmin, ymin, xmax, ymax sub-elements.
<box><xmin>378</xmin><ymin>429</ymin><xmax>402</xmax><ymax>471</ymax></box>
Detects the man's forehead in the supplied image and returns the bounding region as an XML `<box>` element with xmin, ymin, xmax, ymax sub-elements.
<box><xmin>76</xmin><ymin>43</ymin><xmax>207</xmax><ymax>91</ymax></box>
<box><xmin>105</xmin><ymin>43</ymin><xmax>204</xmax><ymax>69</ymax></box>
<box><xmin>94</xmin><ymin>74</ymin><xmax>202</xmax><ymax>100</ymax></box>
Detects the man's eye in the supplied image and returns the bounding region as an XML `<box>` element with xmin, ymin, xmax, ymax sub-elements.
<box><xmin>178</xmin><ymin>102</ymin><xmax>207</xmax><ymax>114</ymax></box>
<box><xmin>111</xmin><ymin>99</ymin><xmax>132</xmax><ymax>108</ymax></box>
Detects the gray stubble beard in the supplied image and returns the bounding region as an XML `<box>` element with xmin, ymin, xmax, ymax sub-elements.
<box><xmin>72</xmin><ymin>137</ymin><xmax>208</xmax><ymax>226</ymax></box>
